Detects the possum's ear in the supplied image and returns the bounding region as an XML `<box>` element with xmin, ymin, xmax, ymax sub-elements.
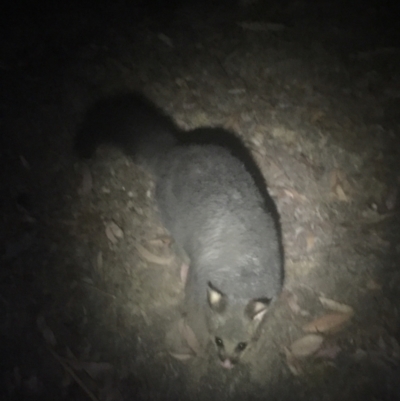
<box><xmin>245</xmin><ymin>298</ymin><xmax>272</xmax><ymax>322</ymax></box>
<box><xmin>207</xmin><ymin>282</ymin><xmax>227</xmax><ymax>313</ymax></box>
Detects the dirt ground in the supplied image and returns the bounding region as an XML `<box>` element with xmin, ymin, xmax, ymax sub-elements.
<box><xmin>1</xmin><ymin>1</ymin><xmax>400</xmax><ymax>400</ymax></box>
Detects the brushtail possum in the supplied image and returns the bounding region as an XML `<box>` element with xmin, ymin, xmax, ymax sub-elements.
<box><xmin>75</xmin><ymin>93</ymin><xmax>283</xmax><ymax>368</ymax></box>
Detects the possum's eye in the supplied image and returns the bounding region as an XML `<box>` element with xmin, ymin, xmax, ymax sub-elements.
<box><xmin>236</xmin><ymin>342</ymin><xmax>247</xmax><ymax>352</ymax></box>
<box><xmin>215</xmin><ymin>337</ymin><xmax>224</xmax><ymax>348</ymax></box>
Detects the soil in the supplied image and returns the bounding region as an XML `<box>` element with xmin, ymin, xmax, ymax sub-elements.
<box><xmin>1</xmin><ymin>1</ymin><xmax>400</xmax><ymax>400</ymax></box>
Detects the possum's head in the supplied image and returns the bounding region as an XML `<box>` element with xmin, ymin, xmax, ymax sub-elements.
<box><xmin>205</xmin><ymin>282</ymin><xmax>272</xmax><ymax>369</ymax></box>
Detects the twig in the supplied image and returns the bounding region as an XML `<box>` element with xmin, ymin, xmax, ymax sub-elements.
<box><xmin>47</xmin><ymin>347</ymin><xmax>99</xmax><ymax>401</ymax></box>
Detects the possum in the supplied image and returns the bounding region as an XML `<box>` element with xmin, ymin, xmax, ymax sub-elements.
<box><xmin>75</xmin><ymin>92</ymin><xmax>283</xmax><ymax>368</ymax></box>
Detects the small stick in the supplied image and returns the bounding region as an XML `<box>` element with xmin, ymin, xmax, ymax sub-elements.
<box><xmin>47</xmin><ymin>347</ymin><xmax>99</xmax><ymax>401</ymax></box>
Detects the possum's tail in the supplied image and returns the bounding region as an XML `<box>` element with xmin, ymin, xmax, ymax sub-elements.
<box><xmin>74</xmin><ymin>93</ymin><xmax>179</xmax><ymax>173</ymax></box>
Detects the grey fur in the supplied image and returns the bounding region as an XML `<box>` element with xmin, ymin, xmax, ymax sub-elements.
<box><xmin>75</xmin><ymin>93</ymin><xmax>283</xmax><ymax>367</ymax></box>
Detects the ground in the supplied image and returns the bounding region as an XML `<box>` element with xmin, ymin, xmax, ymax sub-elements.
<box><xmin>1</xmin><ymin>1</ymin><xmax>400</xmax><ymax>400</ymax></box>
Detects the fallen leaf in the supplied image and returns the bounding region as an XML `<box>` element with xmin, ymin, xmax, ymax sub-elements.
<box><xmin>135</xmin><ymin>243</ymin><xmax>174</xmax><ymax>265</ymax></box>
<box><xmin>285</xmin><ymin>291</ymin><xmax>309</xmax><ymax>316</ymax></box>
<box><xmin>319</xmin><ymin>297</ymin><xmax>354</xmax><ymax>314</ymax></box>
<box><xmin>315</xmin><ymin>344</ymin><xmax>342</xmax><ymax>359</ymax></box>
<box><xmin>306</xmin><ymin>232</ymin><xmax>315</xmax><ymax>252</ymax></box>
<box><xmin>169</xmin><ymin>352</ymin><xmax>194</xmax><ymax>361</ymax></box>
<box><xmin>284</xmin><ymin>347</ymin><xmax>303</xmax><ymax>376</ymax></box>
<box><xmin>302</xmin><ymin>313</ymin><xmax>352</xmax><ymax>333</ymax></box>
<box><xmin>166</xmin><ymin>319</ymin><xmax>198</xmax><ymax>362</ymax></box>
<box><xmin>282</xmin><ymin>188</ymin><xmax>307</xmax><ymax>202</ymax></box>
<box><xmin>290</xmin><ymin>334</ymin><xmax>324</xmax><ymax>357</ymax></box>
<box><xmin>336</xmin><ymin>184</ymin><xmax>349</xmax><ymax>202</ymax></box>
<box><xmin>105</xmin><ymin>222</ymin><xmax>123</xmax><ymax>244</ymax></box>
<box><xmin>48</xmin><ymin>348</ymin><xmax>98</xmax><ymax>401</ymax></box>
<box><xmin>105</xmin><ymin>227</ymin><xmax>117</xmax><ymax>244</ymax></box>
<box><xmin>271</xmin><ymin>127</ymin><xmax>297</xmax><ymax>144</ymax></box>
<box><xmin>148</xmin><ymin>236</ymin><xmax>173</xmax><ymax>247</ymax></box>
<box><xmin>180</xmin><ymin>262</ymin><xmax>189</xmax><ymax>285</ymax></box>
<box><xmin>286</xmin><ymin>292</ymin><xmax>301</xmax><ymax>315</ymax></box>
<box><xmin>330</xmin><ymin>169</ymin><xmax>351</xmax><ymax>202</ymax></box>
<box><xmin>178</xmin><ymin>319</ymin><xmax>202</xmax><ymax>355</ymax></box>
<box><xmin>294</xmin><ymin>226</ymin><xmax>305</xmax><ymax>239</ymax></box>
<box><xmin>108</xmin><ymin>222</ymin><xmax>124</xmax><ymax>238</ymax></box>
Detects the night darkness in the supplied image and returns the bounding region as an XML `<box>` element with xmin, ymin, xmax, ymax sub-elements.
<box><xmin>1</xmin><ymin>1</ymin><xmax>400</xmax><ymax>400</ymax></box>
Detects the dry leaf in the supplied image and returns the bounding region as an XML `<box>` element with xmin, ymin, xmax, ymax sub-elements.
<box><xmin>330</xmin><ymin>169</ymin><xmax>351</xmax><ymax>202</ymax></box>
<box><xmin>282</xmin><ymin>188</ymin><xmax>307</xmax><ymax>202</ymax></box>
<box><xmin>180</xmin><ymin>262</ymin><xmax>189</xmax><ymax>285</ymax></box>
<box><xmin>284</xmin><ymin>347</ymin><xmax>303</xmax><ymax>376</ymax></box>
<box><xmin>319</xmin><ymin>297</ymin><xmax>354</xmax><ymax>314</ymax></box>
<box><xmin>336</xmin><ymin>184</ymin><xmax>349</xmax><ymax>201</ymax></box>
<box><xmin>315</xmin><ymin>344</ymin><xmax>342</xmax><ymax>359</ymax></box>
<box><xmin>167</xmin><ymin>319</ymin><xmax>198</xmax><ymax>362</ymax></box>
<box><xmin>105</xmin><ymin>227</ymin><xmax>117</xmax><ymax>244</ymax></box>
<box><xmin>286</xmin><ymin>292</ymin><xmax>301</xmax><ymax>315</ymax></box>
<box><xmin>135</xmin><ymin>243</ymin><xmax>174</xmax><ymax>265</ymax></box>
<box><xmin>108</xmin><ymin>222</ymin><xmax>123</xmax><ymax>238</ymax></box>
<box><xmin>169</xmin><ymin>352</ymin><xmax>194</xmax><ymax>361</ymax></box>
<box><xmin>147</xmin><ymin>236</ymin><xmax>173</xmax><ymax>247</ymax></box>
<box><xmin>285</xmin><ymin>291</ymin><xmax>309</xmax><ymax>316</ymax></box>
<box><xmin>330</xmin><ymin>169</ymin><xmax>338</xmax><ymax>189</ymax></box>
<box><xmin>290</xmin><ymin>334</ymin><xmax>324</xmax><ymax>357</ymax></box>
<box><xmin>306</xmin><ymin>232</ymin><xmax>315</xmax><ymax>252</ymax></box>
<box><xmin>105</xmin><ymin>222</ymin><xmax>123</xmax><ymax>244</ymax></box>
<box><xmin>302</xmin><ymin>313</ymin><xmax>352</xmax><ymax>333</ymax></box>
<box><xmin>179</xmin><ymin>319</ymin><xmax>201</xmax><ymax>355</ymax></box>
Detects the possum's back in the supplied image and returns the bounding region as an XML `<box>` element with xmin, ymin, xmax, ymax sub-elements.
<box><xmin>153</xmin><ymin>144</ymin><xmax>283</xmax><ymax>301</ymax></box>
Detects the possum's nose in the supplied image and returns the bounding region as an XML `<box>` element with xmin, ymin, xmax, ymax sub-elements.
<box><xmin>220</xmin><ymin>358</ymin><xmax>236</xmax><ymax>369</ymax></box>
